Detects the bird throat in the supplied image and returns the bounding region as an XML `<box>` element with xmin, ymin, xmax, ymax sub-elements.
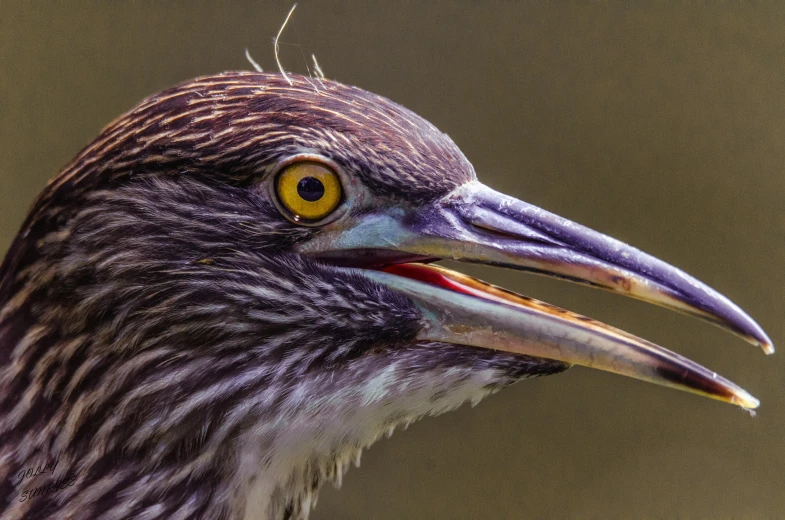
<box><xmin>234</xmin><ymin>354</ymin><xmax>536</xmax><ymax>519</ymax></box>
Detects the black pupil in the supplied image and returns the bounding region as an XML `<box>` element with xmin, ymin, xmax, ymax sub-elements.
<box><xmin>297</xmin><ymin>176</ymin><xmax>325</xmax><ymax>202</ymax></box>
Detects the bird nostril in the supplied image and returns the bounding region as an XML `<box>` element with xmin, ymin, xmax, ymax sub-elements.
<box><xmin>297</xmin><ymin>176</ymin><xmax>325</xmax><ymax>202</ymax></box>
<box><xmin>469</xmin><ymin>221</ymin><xmax>561</xmax><ymax>247</ymax></box>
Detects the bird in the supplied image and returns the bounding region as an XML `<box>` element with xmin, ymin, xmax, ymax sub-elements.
<box><xmin>0</xmin><ymin>71</ymin><xmax>772</xmax><ymax>520</ymax></box>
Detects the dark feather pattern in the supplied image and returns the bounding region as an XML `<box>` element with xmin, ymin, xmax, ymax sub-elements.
<box><xmin>0</xmin><ymin>73</ymin><xmax>565</xmax><ymax>519</ymax></box>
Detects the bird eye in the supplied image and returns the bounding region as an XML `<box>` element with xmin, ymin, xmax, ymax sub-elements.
<box><xmin>275</xmin><ymin>161</ymin><xmax>343</xmax><ymax>222</ymax></box>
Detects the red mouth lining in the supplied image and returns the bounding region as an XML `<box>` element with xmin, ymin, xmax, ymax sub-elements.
<box><xmin>381</xmin><ymin>263</ymin><xmax>475</xmax><ymax>297</ymax></box>
<box><xmin>380</xmin><ymin>263</ymin><xmax>518</xmax><ymax>307</ymax></box>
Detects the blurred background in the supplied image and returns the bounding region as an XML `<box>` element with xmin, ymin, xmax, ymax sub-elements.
<box><xmin>1</xmin><ymin>2</ymin><xmax>783</xmax><ymax>518</ymax></box>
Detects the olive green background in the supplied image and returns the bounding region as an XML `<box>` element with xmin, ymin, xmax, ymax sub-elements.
<box><xmin>1</xmin><ymin>2</ymin><xmax>783</xmax><ymax>518</ymax></box>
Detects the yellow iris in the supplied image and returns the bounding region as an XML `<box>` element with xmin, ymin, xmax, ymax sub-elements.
<box><xmin>275</xmin><ymin>161</ymin><xmax>343</xmax><ymax>221</ymax></box>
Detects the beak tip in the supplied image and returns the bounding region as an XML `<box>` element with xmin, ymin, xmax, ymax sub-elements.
<box><xmin>758</xmin><ymin>337</ymin><xmax>775</xmax><ymax>355</ymax></box>
<box><xmin>735</xmin><ymin>314</ymin><xmax>774</xmax><ymax>354</ymax></box>
<box><xmin>733</xmin><ymin>391</ymin><xmax>760</xmax><ymax>410</ymax></box>
<box><xmin>749</xmin><ymin>327</ymin><xmax>775</xmax><ymax>354</ymax></box>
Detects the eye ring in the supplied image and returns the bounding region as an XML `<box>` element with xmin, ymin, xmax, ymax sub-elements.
<box><xmin>268</xmin><ymin>154</ymin><xmax>349</xmax><ymax>226</ymax></box>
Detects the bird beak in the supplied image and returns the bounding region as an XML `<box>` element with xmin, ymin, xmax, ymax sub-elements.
<box><xmin>300</xmin><ymin>181</ymin><xmax>772</xmax><ymax>408</ymax></box>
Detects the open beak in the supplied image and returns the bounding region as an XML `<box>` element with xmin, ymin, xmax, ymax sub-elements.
<box><xmin>301</xmin><ymin>181</ymin><xmax>772</xmax><ymax>409</ymax></box>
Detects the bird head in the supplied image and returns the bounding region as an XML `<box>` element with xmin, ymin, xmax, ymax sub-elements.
<box><xmin>0</xmin><ymin>72</ymin><xmax>771</xmax><ymax>519</ymax></box>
